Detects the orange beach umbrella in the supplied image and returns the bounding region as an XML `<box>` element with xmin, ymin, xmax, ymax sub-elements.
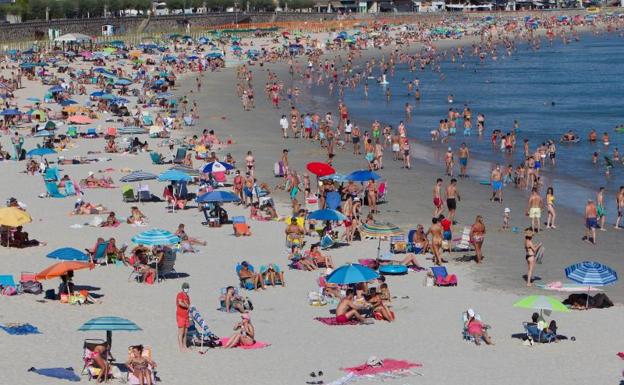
<box><xmin>36</xmin><ymin>261</ymin><xmax>94</xmax><ymax>280</ymax></box>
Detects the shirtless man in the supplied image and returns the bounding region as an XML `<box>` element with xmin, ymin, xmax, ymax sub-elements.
<box><xmin>458</xmin><ymin>143</ymin><xmax>469</xmax><ymax>177</ymax></box>
<box><xmin>597</xmin><ymin>187</ymin><xmax>606</xmax><ymax>231</ymax></box>
<box><xmin>335</xmin><ymin>289</ymin><xmax>373</xmax><ymax>324</ymax></box>
<box><xmin>446</xmin><ymin>178</ymin><xmax>461</xmax><ymax>224</ymax></box>
<box><xmin>615</xmin><ymin>186</ymin><xmax>624</xmax><ymax>229</ymax></box>
<box><xmin>526</xmin><ymin>188</ymin><xmax>543</xmax><ymax>232</ymax></box>
<box><xmin>445</xmin><ymin>147</ymin><xmax>454</xmax><ymax>176</ymax></box>
<box><xmin>583</xmin><ymin>199</ymin><xmax>598</xmax><ymax>244</ymax></box>
<box><xmin>280</xmin><ymin>149</ymin><xmax>289</xmax><ymax>179</ymax></box>
<box><xmin>490</xmin><ymin>164</ymin><xmax>503</xmax><ymax>203</ymax></box>
<box><xmin>427</xmin><ymin>217</ymin><xmax>444</xmax><ymax>265</ymax></box>
<box><xmin>433</xmin><ymin>178</ymin><xmax>444</xmax><ymax>217</ymax></box>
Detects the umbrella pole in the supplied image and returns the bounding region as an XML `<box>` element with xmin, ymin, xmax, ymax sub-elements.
<box><xmin>586</xmin><ymin>286</ymin><xmax>590</xmax><ymax>310</ymax></box>
<box><xmin>377</xmin><ymin>237</ymin><xmax>381</xmax><ymax>259</ymax></box>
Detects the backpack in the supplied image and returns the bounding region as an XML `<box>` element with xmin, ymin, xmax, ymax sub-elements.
<box><xmin>21</xmin><ymin>280</ymin><xmax>43</xmax><ymax>295</ymax></box>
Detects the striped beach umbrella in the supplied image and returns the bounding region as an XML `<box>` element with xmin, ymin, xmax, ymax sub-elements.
<box><xmin>78</xmin><ymin>316</ymin><xmax>141</xmax><ymax>348</ymax></box>
<box><xmin>119</xmin><ymin>170</ymin><xmax>158</xmax><ymax>183</ymax></box>
<box><xmin>47</xmin><ymin>247</ymin><xmax>89</xmax><ymax>261</ymax></box>
<box><xmin>565</xmin><ymin>261</ymin><xmax>617</xmax><ymax>308</ymax></box>
<box><xmin>202</xmin><ymin>161</ymin><xmax>234</xmax><ymax>174</ymax></box>
<box><xmin>360</xmin><ymin>222</ymin><xmax>403</xmax><ymax>258</ymax></box>
<box><xmin>131</xmin><ymin>228</ymin><xmax>180</xmax><ymax>246</ymax></box>
<box><xmin>565</xmin><ymin>261</ymin><xmax>617</xmax><ymax>286</ymax></box>
<box><xmin>169</xmin><ymin>165</ymin><xmax>201</xmax><ymax>177</ymax></box>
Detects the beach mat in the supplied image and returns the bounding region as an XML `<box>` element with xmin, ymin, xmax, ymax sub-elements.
<box><xmin>218</xmin><ymin>337</ymin><xmax>270</xmax><ymax>349</ymax></box>
<box><xmin>1</xmin><ymin>323</ymin><xmax>41</xmax><ymax>335</ymax></box>
<box><xmin>535</xmin><ymin>282</ymin><xmax>603</xmax><ymax>292</ymax></box>
<box><xmin>28</xmin><ymin>367</ymin><xmax>80</xmax><ymax>382</ymax></box>
<box><xmin>315</xmin><ymin>317</ymin><xmax>359</xmax><ymax>326</ymax></box>
<box><xmin>342</xmin><ymin>358</ymin><xmax>422</xmax><ymax>375</ymax></box>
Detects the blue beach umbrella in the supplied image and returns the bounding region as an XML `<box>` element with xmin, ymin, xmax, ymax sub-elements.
<box><xmin>196</xmin><ymin>190</ymin><xmax>240</xmax><ymax>203</ymax></box>
<box><xmin>27</xmin><ymin>147</ymin><xmax>56</xmax><ymax>158</ymax></box>
<box><xmin>78</xmin><ymin>316</ymin><xmax>142</xmax><ymax>347</ymax></box>
<box><xmin>307</xmin><ymin>209</ymin><xmax>346</xmax><ymax>221</ymax></box>
<box><xmin>47</xmin><ymin>247</ymin><xmax>90</xmax><ymax>261</ymax></box>
<box><xmin>119</xmin><ymin>170</ymin><xmax>157</xmax><ymax>183</ymax></box>
<box><xmin>326</xmin><ymin>263</ymin><xmax>379</xmax><ymax>285</ymax></box>
<box><xmin>320</xmin><ymin>173</ymin><xmax>349</xmax><ymax>183</ymax></box>
<box><xmin>26</xmin><ymin>97</ymin><xmax>41</xmax><ymax>103</ymax></box>
<box><xmin>60</xmin><ymin>99</ymin><xmax>77</xmax><ymax>106</ymax></box>
<box><xmin>202</xmin><ymin>161</ymin><xmax>234</xmax><ymax>173</ymax></box>
<box><xmin>346</xmin><ymin>169</ymin><xmax>381</xmax><ymax>182</ymax></box>
<box><xmin>114</xmin><ymin>78</ymin><xmax>132</xmax><ymax>86</ymax></box>
<box><xmin>34</xmin><ymin>130</ymin><xmax>55</xmax><ymax>137</ymax></box>
<box><xmin>132</xmin><ymin>229</ymin><xmax>180</xmax><ymax>246</ymax></box>
<box><xmin>565</xmin><ymin>261</ymin><xmax>617</xmax><ymax>307</ymax></box>
<box><xmin>565</xmin><ymin>261</ymin><xmax>617</xmax><ymax>286</ymax></box>
<box><xmin>158</xmin><ymin>170</ymin><xmax>192</xmax><ymax>182</ymax></box>
<box><xmin>48</xmin><ymin>86</ymin><xmax>64</xmax><ymax>93</ymax></box>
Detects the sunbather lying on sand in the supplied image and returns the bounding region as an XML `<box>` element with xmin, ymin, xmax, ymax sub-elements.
<box><xmin>101</xmin><ymin>212</ymin><xmax>120</xmax><ymax>227</ymax></box>
<box><xmin>70</xmin><ymin>200</ymin><xmax>109</xmax><ymax>215</ymax></box>
<box><xmin>81</xmin><ymin>172</ymin><xmax>114</xmax><ymax>188</ymax></box>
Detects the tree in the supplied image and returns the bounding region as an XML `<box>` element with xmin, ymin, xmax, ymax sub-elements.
<box><xmin>165</xmin><ymin>0</ymin><xmax>185</xmax><ymax>10</ymax></box>
<box><xmin>248</xmin><ymin>0</ymin><xmax>275</xmax><ymax>10</ymax></box>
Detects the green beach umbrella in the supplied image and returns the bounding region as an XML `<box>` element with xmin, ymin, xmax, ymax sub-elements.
<box><xmin>513</xmin><ymin>295</ymin><xmax>570</xmax><ymax>316</ymax></box>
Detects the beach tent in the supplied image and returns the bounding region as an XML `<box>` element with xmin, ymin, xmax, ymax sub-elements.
<box><xmin>55</xmin><ymin>33</ymin><xmax>92</xmax><ymax>43</ymax></box>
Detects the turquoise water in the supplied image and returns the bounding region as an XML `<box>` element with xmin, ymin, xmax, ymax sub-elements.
<box><xmin>341</xmin><ymin>32</ymin><xmax>624</xmax><ymax>212</ymax></box>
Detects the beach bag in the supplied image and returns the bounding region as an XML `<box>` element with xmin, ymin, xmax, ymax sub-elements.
<box><xmin>2</xmin><ymin>285</ymin><xmax>17</xmax><ymax>296</ymax></box>
<box><xmin>274</xmin><ymin>162</ymin><xmax>283</xmax><ymax>177</ymax></box>
<box><xmin>21</xmin><ymin>280</ymin><xmax>42</xmax><ymax>295</ymax></box>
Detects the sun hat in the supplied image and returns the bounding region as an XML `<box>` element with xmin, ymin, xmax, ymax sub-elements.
<box><xmin>504</xmin><ymin>207</ymin><xmax>511</xmax><ymax>213</ymax></box>
<box><xmin>467</xmin><ymin>308</ymin><xmax>475</xmax><ymax>318</ymax></box>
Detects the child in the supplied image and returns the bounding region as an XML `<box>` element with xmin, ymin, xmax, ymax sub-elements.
<box><xmin>126</xmin><ymin>345</ymin><xmax>156</xmax><ymax>385</ymax></box>
<box><xmin>502</xmin><ymin>207</ymin><xmax>511</xmax><ymax>230</ymax></box>
<box><xmin>379</xmin><ymin>283</ymin><xmax>391</xmax><ymax>302</ymax></box>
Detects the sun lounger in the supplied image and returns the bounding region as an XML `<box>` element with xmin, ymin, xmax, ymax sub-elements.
<box><xmin>45</xmin><ymin>181</ymin><xmax>67</xmax><ymax>198</ymax></box>
<box><xmin>431</xmin><ymin>266</ymin><xmax>457</xmax><ymax>287</ymax></box>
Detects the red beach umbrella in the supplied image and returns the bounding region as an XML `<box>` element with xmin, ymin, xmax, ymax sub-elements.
<box><xmin>306</xmin><ymin>162</ymin><xmax>335</xmax><ymax>177</ymax></box>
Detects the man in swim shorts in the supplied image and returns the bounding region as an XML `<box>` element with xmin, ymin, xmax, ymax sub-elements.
<box><xmin>490</xmin><ymin>164</ymin><xmax>503</xmax><ymax>203</ymax></box>
<box><xmin>335</xmin><ymin>289</ymin><xmax>372</xmax><ymax>324</ymax></box>
<box><xmin>597</xmin><ymin>187</ymin><xmax>606</xmax><ymax>231</ymax></box>
<box><xmin>446</xmin><ymin>178</ymin><xmax>461</xmax><ymax>224</ymax></box>
<box><xmin>526</xmin><ymin>188</ymin><xmax>543</xmax><ymax>232</ymax></box>
<box><xmin>583</xmin><ymin>199</ymin><xmax>598</xmax><ymax>244</ymax></box>
<box><xmin>433</xmin><ymin>178</ymin><xmax>444</xmax><ymax>217</ymax></box>
<box><xmin>458</xmin><ymin>143</ymin><xmax>469</xmax><ymax>178</ymax></box>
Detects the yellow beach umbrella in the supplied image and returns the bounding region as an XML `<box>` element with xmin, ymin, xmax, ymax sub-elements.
<box><xmin>0</xmin><ymin>207</ymin><xmax>32</xmax><ymax>227</ymax></box>
<box><xmin>128</xmin><ymin>50</ymin><xmax>142</xmax><ymax>58</ymax></box>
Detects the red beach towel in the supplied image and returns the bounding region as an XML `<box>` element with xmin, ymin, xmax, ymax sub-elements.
<box><xmin>314</xmin><ymin>317</ymin><xmax>359</xmax><ymax>326</ymax></box>
<box><xmin>342</xmin><ymin>359</ymin><xmax>422</xmax><ymax>375</ymax></box>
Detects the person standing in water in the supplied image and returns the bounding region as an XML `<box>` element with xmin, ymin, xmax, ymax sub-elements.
<box><xmin>597</xmin><ymin>187</ymin><xmax>606</xmax><ymax>231</ymax></box>
<box><xmin>458</xmin><ymin>143</ymin><xmax>469</xmax><ymax>178</ymax></box>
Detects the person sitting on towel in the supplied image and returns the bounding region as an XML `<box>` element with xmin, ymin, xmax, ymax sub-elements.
<box><xmin>335</xmin><ymin>289</ymin><xmax>373</xmax><ymax>324</ymax></box>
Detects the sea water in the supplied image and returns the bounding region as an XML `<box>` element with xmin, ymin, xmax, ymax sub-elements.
<box><xmin>341</xmin><ymin>33</ymin><xmax>624</xmax><ymax>214</ymax></box>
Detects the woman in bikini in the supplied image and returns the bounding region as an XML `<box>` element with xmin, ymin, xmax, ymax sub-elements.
<box><xmin>469</xmin><ymin>215</ymin><xmax>486</xmax><ymax>263</ymax></box>
<box><xmin>223</xmin><ymin>313</ymin><xmax>255</xmax><ymax>348</ymax></box>
<box><xmin>524</xmin><ymin>229</ymin><xmax>541</xmax><ymax>287</ymax></box>
<box><xmin>126</xmin><ymin>345</ymin><xmax>156</xmax><ymax>385</ymax></box>
<box><xmin>366</xmin><ymin>179</ymin><xmax>377</xmax><ymax>214</ymax></box>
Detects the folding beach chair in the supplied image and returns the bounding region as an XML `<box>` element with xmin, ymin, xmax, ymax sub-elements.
<box><xmin>20</xmin><ymin>272</ymin><xmax>37</xmax><ymax>283</ymax></box>
<box><xmin>149</xmin><ymin>152</ymin><xmax>164</xmax><ymax>165</ymax></box>
<box><xmin>121</xmin><ymin>185</ymin><xmax>137</xmax><ymax>202</ymax></box>
<box><xmin>452</xmin><ymin>226</ymin><xmax>474</xmax><ymax>252</ymax></box>
<box><xmin>320</xmin><ymin>234</ymin><xmax>335</xmax><ymax>250</ymax></box>
<box><xmin>523</xmin><ymin>322</ymin><xmax>556</xmax><ymax>344</ymax></box>
<box><xmin>187</xmin><ymin>306</ymin><xmax>220</xmax><ymax>350</ymax></box>
<box><xmin>236</xmin><ymin>263</ymin><xmax>256</xmax><ymax>290</ymax></box>
<box><xmin>137</xmin><ymin>184</ymin><xmax>152</xmax><ymax>202</ymax></box>
<box><xmin>173</xmin><ymin>148</ymin><xmax>187</xmax><ymax>164</ymax></box>
<box><xmin>377</xmin><ymin>181</ymin><xmax>388</xmax><ymax>203</ymax></box>
<box><xmin>259</xmin><ymin>264</ymin><xmax>283</xmax><ymax>286</ymax></box>
<box><xmin>390</xmin><ymin>234</ymin><xmax>407</xmax><ymax>253</ymax></box>
<box><xmin>157</xmin><ymin>249</ymin><xmax>177</xmax><ymax>281</ymax></box>
<box><xmin>85</xmin><ymin>128</ymin><xmax>98</xmax><ymax>138</ymax></box>
<box><xmin>45</xmin><ymin>181</ymin><xmax>67</xmax><ymax>198</ymax></box>
<box><xmin>87</xmin><ymin>241</ymin><xmax>110</xmax><ymax>264</ymax></box>
<box><xmin>66</xmin><ymin>126</ymin><xmax>78</xmax><ymax>138</ymax></box>
<box><xmin>64</xmin><ymin>180</ymin><xmax>77</xmax><ymax>196</ymax></box>
<box><xmin>0</xmin><ymin>275</ymin><xmax>16</xmax><ymax>288</ymax></box>
<box><xmin>431</xmin><ymin>266</ymin><xmax>457</xmax><ymax>287</ymax></box>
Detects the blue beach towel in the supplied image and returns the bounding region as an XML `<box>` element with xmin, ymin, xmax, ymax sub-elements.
<box><xmin>28</xmin><ymin>367</ymin><xmax>80</xmax><ymax>382</ymax></box>
<box><xmin>1</xmin><ymin>323</ymin><xmax>41</xmax><ymax>335</ymax></box>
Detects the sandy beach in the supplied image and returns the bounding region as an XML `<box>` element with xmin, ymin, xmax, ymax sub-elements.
<box><xmin>0</xmin><ymin>12</ymin><xmax>623</xmax><ymax>385</ymax></box>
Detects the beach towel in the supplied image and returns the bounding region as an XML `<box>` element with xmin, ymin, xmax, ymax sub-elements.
<box><xmin>0</xmin><ymin>323</ymin><xmax>41</xmax><ymax>335</ymax></box>
<box><xmin>535</xmin><ymin>281</ymin><xmax>602</xmax><ymax>292</ymax></box>
<box><xmin>218</xmin><ymin>337</ymin><xmax>270</xmax><ymax>349</ymax></box>
<box><xmin>341</xmin><ymin>359</ymin><xmax>422</xmax><ymax>375</ymax></box>
<box><xmin>28</xmin><ymin>367</ymin><xmax>80</xmax><ymax>382</ymax></box>
<box><xmin>617</xmin><ymin>352</ymin><xmax>624</xmax><ymax>360</ymax></box>
<box><xmin>315</xmin><ymin>317</ymin><xmax>359</xmax><ymax>326</ymax></box>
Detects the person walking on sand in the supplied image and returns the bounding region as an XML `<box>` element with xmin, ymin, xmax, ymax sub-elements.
<box><xmin>524</xmin><ymin>229</ymin><xmax>541</xmax><ymax>287</ymax></box>
<box><xmin>279</xmin><ymin>115</ymin><xmax>289</xmax><ymax>138</ymax></box>
<box><xmin>176</xmin><ymin>282</ymin><xmax>191</xmax><ymax>351</ymax></box>
<box><xmin>583</xmin><ymin>199</ymin><xmax>598</xmax><ymax>244</ymax></box>
<box><xmin>458</xmin><ymin>143</ymin><xmax>469</xmax><ymax>177</ymax></box>
<box><xmin>597</xmin><ymin>187</ymin><xmax>606</xmax><ymax>231</ymax></box>
<box><xmin>433</xmin><ymin>178</ymin><xmax>444</xmax><ymax>217</ymax></box>
<box><xmin>526</xmin><ymin>188</ymin><xmax>543</xmax><ymax>233</ymax></box>
<box><xmin>426</xmin><ymin>217</ymin><xmax>445</xmax><ymax>266</ymax></box>
<box><xmin>490</xmin><ymin>164</ymin><xmax>503</xmax><ymax>203</ymax></box>
<box><xmin>445</xmin><ymin>147</ymin><xmax>454</xmax><ymax>176</ymax></box>
<box><xmin>446</xmin><ymin>178</ymin><xmax>460</xmax><ymax>224</ymax></box>
<box><xmin>615</xmin><ymin>186</ymin><xmax>624</xmax><ymax>229</ymax></box>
